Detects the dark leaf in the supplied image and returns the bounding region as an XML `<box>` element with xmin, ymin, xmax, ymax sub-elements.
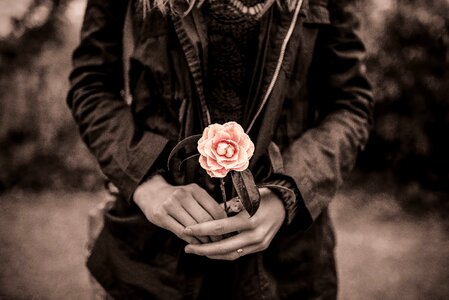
<box><xmin>231</xmin><ymin>169</ymin><xmax>260</xmax><ymax>217</ymax></box>
<box><xmin>179</xmin><ymin>153</ymin><xmax>200</xmax><ymax>168</ymax></box>
<box><xmin>167</xmin><ymin>134</ymin><xmax>202</xmax><ymax>171</ymax></box>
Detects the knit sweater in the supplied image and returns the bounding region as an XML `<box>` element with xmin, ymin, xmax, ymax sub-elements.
<box><xmin>204</xmin><ymin>0</ymin><xmax>264</xmax><ymax>124</ymax></box>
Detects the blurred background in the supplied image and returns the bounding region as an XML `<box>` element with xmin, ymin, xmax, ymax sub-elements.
<box><xmin>0</xmin><ymin>0</ymin><xmax>448</xmax><ymax>299</ymax></box>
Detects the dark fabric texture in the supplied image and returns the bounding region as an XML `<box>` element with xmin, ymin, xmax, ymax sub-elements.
<box><xmin>68</xmin><ymin>0</ymin><xmax>373</xmax><ymax>298</ymax></box>
<box><xmin>204</xmin><ymin>0</ymin><xmax>261</xmax><ymax>124</ymax></box>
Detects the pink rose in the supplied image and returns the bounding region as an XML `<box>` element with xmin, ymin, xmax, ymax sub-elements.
<box><xmin>197</xmin><ymin>121</ymin><xmax>255</xmax><ymax>178</ymax></box>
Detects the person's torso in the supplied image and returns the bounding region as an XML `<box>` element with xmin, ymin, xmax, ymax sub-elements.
<box><xmin>127</xmin><ymin>0</ymin><xmax>331</xmax><ymax>155</ymax></box>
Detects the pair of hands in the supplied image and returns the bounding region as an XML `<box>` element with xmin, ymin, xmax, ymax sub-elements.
<box><xmin>133</xmin><ymin>174</ymin><xmax>285</xmax><ymax>260</ymax></box>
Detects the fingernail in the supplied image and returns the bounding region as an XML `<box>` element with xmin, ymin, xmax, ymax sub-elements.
<box><xmin>185</xmin><ymin>246</ymin><xmax>192</xmax><ymax>253</ymax></box>
<box><xmin>184</xmin><ymin>227</ymin><xmax>193</xmax><ymax>235</ymax></box>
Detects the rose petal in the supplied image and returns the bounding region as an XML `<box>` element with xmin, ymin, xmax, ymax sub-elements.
<box><xmin>218</xmin><ymin>148</ymin><xmax>247</xmax><ymax>169</ymax></box>
<box><xmin>236</xmin><ymin>148</ymin><xmax>249</xmax><ymax>167</ymax></box>
<box><xmin>212</xmin><ymin>131</ymin><xmax>232</xmax><ymax>145</ymax></box>
<box><xmin>202</xmin><ymin>127</ymin><xmax>209</xmax><ymax>139</ymax></box>
<box><xmin>232</xmin><ymin>160</ymin><xmax>249</xmax><ymax>172</ymax></box>
<box><xmin>197</xmin><ymin>138</ymin><xmax>207</xmax><ymax>155</ymax></box>
<box><xmin>199</xmin><ymin>155</ymin><xmax>209</xmax><ymax>170</ymax></box>
<box><xmin>208</xmin><ymin>167</ymin><xmax>228</xmax><ymax>178</ymax></box>
<box><xmin>237</xmin><ymin>133</ymin><xmax>251</xmax><ymax>152</ymax></box>
<box><xmin>204</xmin><ymin>140</ymin><xmax>217</xmax><ymax>159</ymax></box>
<box><xmin>206</xmin><ymin>155</ymin><xmax>223</xmax><ymax>170</ymax></box>
<box><xmin>224</xmin><ymin>121</ymin><xmax>245</xmax><ymax>143</ymax></box>
<box><xmin>246</xmin><ymin>140</ymin><xmax>255</xmax><ymax>158</ymax></box>
<box><xmin>206</xmin><ymin>124</ymin><xmax>223</xmax><ymax>139</ymax></box>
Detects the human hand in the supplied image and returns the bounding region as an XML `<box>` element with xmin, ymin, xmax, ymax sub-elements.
<box><xmin>133</xmin><ymin>175</ymin><xmax>227</xmax><ymax>244</ymax></box>
<box><xmin>182</xmin><ymin>188</ymin><xmax>286</xmax><ymax>260</ymax></box>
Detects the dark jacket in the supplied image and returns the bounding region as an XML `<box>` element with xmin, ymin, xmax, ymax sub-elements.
<box><xmin>67</xmin><ymin>0</ymin><xmax>373</xmax><ymax>298</ymax></box>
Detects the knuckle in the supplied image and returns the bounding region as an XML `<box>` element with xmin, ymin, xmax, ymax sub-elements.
<box><xmin>254</xmin><ymin>235</ymin><xmax>264</xmax><ymax>244</ymax></box>
<box><xmin>152</xmin><ymin>209</ymin><xmax>162</xmax><ymax>220</ymax></box>
<box><xmin>187</xmin><ymin>183</ymin><xmax>199</xmax><ymax>191</ymax></box>
<box><xmin>161</xmin><ymin>199</ymin><xmax>173</xmax><ymax>211</ymax></box>
<box><xmin>253</xmin><ymin>229</ymin><xmax>265</xmax><ymax>244</ymax></box>
<box><xmin>150</xmin><ymin>208</ymin><xmax>164</xmax><ymax>223</ymax></box>
<box><xmin>248</xmin><ymin>217</ymin><xmax>258</xmax><ymax>229</ymax></box>
<box><xmin>260</xmin><ymin>237</ymin><xmax>271</xmax><ymax>250</ymax></box>
<box><xmin>171</xmin><ymin>188</ymin><xmax>187</xmax><ymax>200</ymax></box>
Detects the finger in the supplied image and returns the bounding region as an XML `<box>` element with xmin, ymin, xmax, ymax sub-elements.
<box><xmin>207</xmin><ymin>243</ymin><xmax>262</xmax><ymax>261</ymax></box>
<box><xmin>184</xmin><ymin>211</ymin><xmax>251</xmax><ymax>237</ymax></box>
<box><xmin>189</xmin><ymin>184</ymin><xmax>227</xmax><ymax>220</ymax></box>
<box><xmin>168</xmin><ymin>207</ymin><xmax>210</xmax><ymax>244</ymax></box>
<box><xmin>181</xmin><ymin>200</ymin><xmax>222</xmax><ymax>242</ymax></box>
<box><xmin>184</xmin><ymin>230</ymin><xmax>255</xmax><ymax>257</ymax></box>
<box><xmin>163</xmin><ymin>216</ymin><xmax>201</xmax><ymax>245</ymax></box>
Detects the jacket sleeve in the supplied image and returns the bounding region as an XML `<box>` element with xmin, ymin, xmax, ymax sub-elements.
<box><xmin>67</xmin><ymin>0</ymin><xmax>169</xmax><ymax>200</ymax></box>
<box><xmin>282</xmin><ymin>1</ymin><xmax>374</xmax><ymax>228</ymax></box>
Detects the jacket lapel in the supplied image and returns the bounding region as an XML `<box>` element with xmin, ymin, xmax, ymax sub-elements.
<box><xmin>171</xmin><ymin>7</ymin><xmax>210</xmax><ymax>128</ymax></box>
<box><xmin>245</xmin><ymin>0</ymin><xmax>307</xmax><ymax>134</ymax></box>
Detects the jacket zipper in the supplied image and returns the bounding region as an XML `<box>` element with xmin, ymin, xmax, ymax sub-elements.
<box><xmin>245</xmin><ymin>0</ymin><xmax>305</xmax><ymax>134</ymax></box>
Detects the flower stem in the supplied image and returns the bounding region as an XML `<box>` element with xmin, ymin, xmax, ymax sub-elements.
<box><xmin>220</xmin><ymin>178</ymin><xmax>227</xmax><ymax>212</ymax></box>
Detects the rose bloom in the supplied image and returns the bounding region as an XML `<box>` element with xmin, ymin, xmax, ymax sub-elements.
<box><xmin>197</xmin><ymin>121</ymin><xmax>255</xmax><ymax>178</ymax></box>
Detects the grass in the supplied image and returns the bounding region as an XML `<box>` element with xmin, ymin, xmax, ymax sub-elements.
<box><xmin>0</xmin><ymin>180</ymin><xmax>448</xmax><ymax>299</ymax></box>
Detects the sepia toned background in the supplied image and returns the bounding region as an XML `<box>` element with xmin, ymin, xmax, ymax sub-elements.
<box><xmin>1</xmin><ymin>0</ymin><xmax>448</xmax><ymax>299</ymax></box>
